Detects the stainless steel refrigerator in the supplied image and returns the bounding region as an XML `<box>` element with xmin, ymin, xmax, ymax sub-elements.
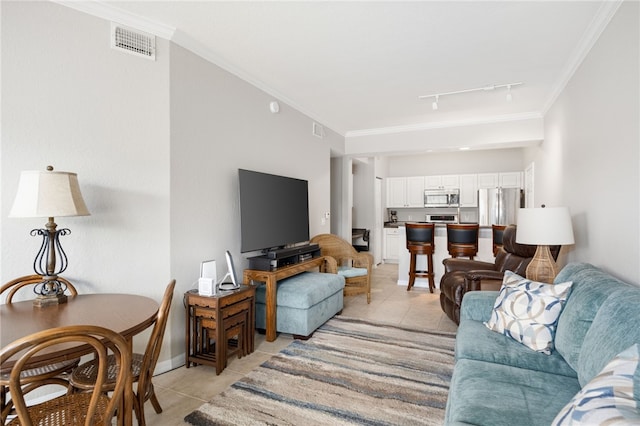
<box><xmin>478</xmin><ymin>188</ymin><xmax>524</xmax><ymax>226</ymax></box>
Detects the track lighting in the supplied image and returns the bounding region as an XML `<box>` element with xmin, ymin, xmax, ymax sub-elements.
<box><xmin>419</xmin><ymin>82</ymin><xmax>522</xmax><ymax>109</ymax></box>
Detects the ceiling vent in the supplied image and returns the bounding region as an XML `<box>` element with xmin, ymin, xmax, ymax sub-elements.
<box><xmin>312</xmin><ymin>122</ymin><xmax>325</xmax><ymax>139</ymax></box>
<box><xmin>111</xmin><ymin>23</ymin><xmax>156</xmax><ymax>60</ymax></box>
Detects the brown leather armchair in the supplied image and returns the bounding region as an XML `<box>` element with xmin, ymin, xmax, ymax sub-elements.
<box><xmin>439</xmin><ymin>225</ymin><xmax>560</xmax><ymax>324</ymax></box>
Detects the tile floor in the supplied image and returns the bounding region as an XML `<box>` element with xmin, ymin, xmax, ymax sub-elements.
<box><xmin>145</xmin><ymin>263</ymin><xmax>458</xmax><ymax>425</ymax></box>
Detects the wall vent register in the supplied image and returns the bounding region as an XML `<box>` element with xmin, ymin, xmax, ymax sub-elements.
<box><xmin>111</xmin><ymin>23</ymin><xmax>156</xmax><ymax>60</ymax></box>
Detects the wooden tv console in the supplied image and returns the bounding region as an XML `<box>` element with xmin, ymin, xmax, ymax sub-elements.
<box><xmin>243</xmin><ymin>255</ymin><xmax>337</xmax><ymax>342</ymax></box>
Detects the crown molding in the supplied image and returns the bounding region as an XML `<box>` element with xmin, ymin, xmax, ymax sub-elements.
<box><xmin>541</xmin><ymin>0</ymin><xmax>623</xmax><ymax>114</ymax></box>
<box><xmin>345</xmin><ymin>112</ymin><xmax>543</xmax><ymax>138</ymax></box>
<box><xmin>51</xmin><ymin>0</ymin><xmax>175</xmax><ymax>39</ymax></box>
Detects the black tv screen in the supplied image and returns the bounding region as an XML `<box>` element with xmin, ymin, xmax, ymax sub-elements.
<box><xmin>238</xmin><ymin>169</ymin><xmax>310</xmax><ymax>253</ymax></box>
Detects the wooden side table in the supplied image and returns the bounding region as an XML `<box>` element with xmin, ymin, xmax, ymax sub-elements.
<box><xmin>184</xmin><ymin>285</ymin><xmax>256</xmax><ymax>374</ymax></box>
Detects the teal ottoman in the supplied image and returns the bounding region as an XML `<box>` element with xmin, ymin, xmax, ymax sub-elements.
<box><xmin>255</xmin><ymin>271</ymin><xmax>345</xmax><ymax>338</ymax></box>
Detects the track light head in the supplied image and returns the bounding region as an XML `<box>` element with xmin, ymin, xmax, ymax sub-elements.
<box><xmin>432</xmin><ymin>95</ymin><xmax>439</xmax><ymax>110</ymax></box>
<box><xmin>506</xmin><ymin>85</ymin><xmax>513</xmax><ymax>102</ymax></box>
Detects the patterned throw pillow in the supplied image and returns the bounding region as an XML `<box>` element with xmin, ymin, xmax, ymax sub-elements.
<box><xmin>484</xmin><ymin>271</ymin><xmax>573</xmax><ymax>355</ymax></box>
<box><xmin>552</xmin><ymin>344</ymin><xmax>640</xmax><ymax>425</ymax></box>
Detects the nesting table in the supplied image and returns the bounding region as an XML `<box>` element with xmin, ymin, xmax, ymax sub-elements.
<box><xmin>184</xmin><ymin>285</ymin><xmax>256</xmax><ymax>374</ymax></box>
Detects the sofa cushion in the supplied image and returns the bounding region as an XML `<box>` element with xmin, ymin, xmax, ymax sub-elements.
<box><xmin>254</xmin><ymin>272</ymin><xmax>345</xmax><ymax>309</ymax></box>
<box><xmin>445</xmin><ymin>358</ymin><xmax>581</xmax><ymax>426</ymax></box>
<box><xmin>456</xmin><ymin>318</ymin><xmax>577</xmax><ymax>378</ymax></box>
<box><xmin>577</xmin><ymin>285</ymin><xmax>640</xmax><ymax>386</ymax></box>
<box><xmin>485</xmin><ymin>271</ymin><xmax>572</xmax><ymax>355</ymax></box>
<box><xmin>552</xmin><ymin>344</ymin><xmax>640</xmax><ymax>425</ymax></box>
<box><xmin>555</xmin><ymin>263</ymin><xmax>632</xmax><ymax>375</ymax></box>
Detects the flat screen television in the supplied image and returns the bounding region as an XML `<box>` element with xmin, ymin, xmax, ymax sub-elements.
<box><xmin>238</xmin><ymin>169</ymin><xmax>310</xmax><ymax>254</ymax></box>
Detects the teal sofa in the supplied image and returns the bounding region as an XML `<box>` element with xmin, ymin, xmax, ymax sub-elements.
<box><xmin>445</xmin><ymin>263</ymin><xmax>640</xmax><ymax>425</ymax></box>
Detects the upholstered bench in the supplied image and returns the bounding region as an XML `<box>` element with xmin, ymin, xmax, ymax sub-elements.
<box><xmin>255</xmin><ymin>271</ymin><xmax>345</xmax><ymax>338</ymax></box>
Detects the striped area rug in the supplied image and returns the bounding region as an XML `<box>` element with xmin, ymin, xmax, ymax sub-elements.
<box><xmin>185</xmin><ymin>316</ymin><xmax>456</xmax><ymax>426</ymax></box>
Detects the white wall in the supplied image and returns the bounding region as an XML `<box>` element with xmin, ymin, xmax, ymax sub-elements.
<box><xmin>386</xmin><ymin>148</ymin><xmax>526</xmax><ymax>177</ymax></box>
<box><xmin>1</xmin><ymin>1</ymin><xmax>171</xmax><ymax>296</ymax></box>
<box><xmin>1</xmin><ymin>1</ymin><xmax>342</xmax><ymax>369</ymax></box>
<box><xmin>1</xmin><ymin>0</ymin><xmax>171</xmax><ymax>355</ymax></box>
<box><xmin>168</xmin><ymin>43</ymin><xmax>339</xmax><ymax>360</ymax></box>
<box><xmin>525</xmin><ymin>1</ymin><xmax>639</xmax><ymax>284</ymax></box>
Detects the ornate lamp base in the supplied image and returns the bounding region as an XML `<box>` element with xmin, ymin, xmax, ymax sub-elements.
<box><xmin>32</xmin><ymin>276</ymin><xmax>71</xmax><ymax>307</ymax></box>
<box><xmin>34</xmin><ymin>292</ymin><xmax>69</xmax><ymax>307</ymax></box>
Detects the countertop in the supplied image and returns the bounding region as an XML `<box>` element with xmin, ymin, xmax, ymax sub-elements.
<box><xmin>384</xmin><ymin>221</ymin><xmax>487</xmax><ymax>228</ymax></box>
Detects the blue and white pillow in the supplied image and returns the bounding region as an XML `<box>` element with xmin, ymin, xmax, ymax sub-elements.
<box><xmin>552</xmin><ymin>344</ymin><xmax>640</xmax><ymax>425</ymax></box>
<box><xmin>484</xmin><ymin>271</ymin><xmax>573</xmax><ymax>355</ymax></box>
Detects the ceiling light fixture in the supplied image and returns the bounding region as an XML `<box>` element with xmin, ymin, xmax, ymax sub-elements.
<box><xmin>419</xmin><ymin>82</ymin><xmax>523</xmax><ymax>109</ymax></box>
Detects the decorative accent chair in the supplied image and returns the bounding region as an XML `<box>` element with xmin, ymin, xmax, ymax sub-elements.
<box><xmin>311</xmin><ymin>234</ymin><xmax>373</xmax><ymax>304</ymax></box>
<box><xmin>70</xmin><ymin>280</ymin><xmax>175</xmax><ymax>426</ymax></box>
<box><xmin>405</xmin><ymin>222</ymin><xmax>435</xmax><ymax>292</ymax></box>
<box><xmin>1</xmin><ymin>325</ymin><xmax>131</xmax><ymax>426</ymax></box>
<box><xmin>439</xmin><ymin>225</ymin><xmax>560</xmax><ymax>324</ymax></box>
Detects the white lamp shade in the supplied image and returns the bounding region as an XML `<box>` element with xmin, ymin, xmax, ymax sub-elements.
<box><xmin>9</xmin><ymin>170</ymin><xmax>90</xmax><ymax>218</ymax></box>
<box><xmin>516</xmin><ymin>207</ymin><xmax>574</xmax><ymax>245</ymax></box>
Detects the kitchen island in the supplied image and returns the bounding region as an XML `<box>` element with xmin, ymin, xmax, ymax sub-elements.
<box><xmin>395</xmin><ymin>224</ymin><xmax>495</xmax><ymax>290</ymax></box>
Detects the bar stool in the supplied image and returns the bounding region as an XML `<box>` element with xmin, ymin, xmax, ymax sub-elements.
<box><xmin>446</xmin><ymin>224</ymin><xmax>479</xmax><ymax>260</ymax></box>
<box><xmin>492</xmin><ymin>224</ymin><xmax>507</xmax><ymax>256</ymax></box>
<box><xmin>405</xmin><ymin>222</ymin><xmax>435</xmax><ymax>293</ymax></box>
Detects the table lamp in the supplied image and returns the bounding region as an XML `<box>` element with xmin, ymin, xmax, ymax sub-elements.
<box><xmin>516</xmin><ymin>206</ymin><xmax>574</xmax><ymax>284</ymax></box>
<box><xmin>9</xmin><ymin>166</ymin><xmax>90</xmax><ymax>306</ymax></box>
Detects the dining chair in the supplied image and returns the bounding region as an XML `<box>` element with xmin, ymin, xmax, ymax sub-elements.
<box><xmin>1</xmin><ymin>325</ymin><xmax>131</xmax><ymax>426</ymax></box>
<box><xmin>1</xmin><ymin>275</ymin><xmax>81</xmax><ymax>423</ymax></box>
<box><xmin>69</xmin><ymin>280</ymin><xmax>176</xmax><ymax>426</ymax></box>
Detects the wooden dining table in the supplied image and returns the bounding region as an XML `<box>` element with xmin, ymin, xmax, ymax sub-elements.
<box><xmin>1</xmin><ymin>293</ymin><xmax>159</xmax><ymax>426</ymax></box>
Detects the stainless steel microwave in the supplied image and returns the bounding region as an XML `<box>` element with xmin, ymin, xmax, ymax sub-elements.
<box><xmin>424</xmin><ymin>189</ymin><xmax>460</xmax><ymax>207</ymax></box>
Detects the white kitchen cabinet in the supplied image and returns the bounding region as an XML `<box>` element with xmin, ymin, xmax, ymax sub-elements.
<box><xmin>386</xmin><ymin>176</ymin><xmax>424</xmax><ymax>207</ymax></box>
<box><xmin>425</xmin><ymin>174</ymin><xmax>460</xmax><ymax>190</ymax></box>
<box><xmin>384</xmin><ymin>227</ymin><xmax>400</xmax><ymax>262</ymax></box>
<box><xmin>459</xmin><ymin>174</ymin><xmax>478</xmax><ymax>207</ymax></box>
<box><xmin>477</xmin><ymin>172</ymin><xmax>522</xmax><ymax>189</ymax></box>
<box><xmin>406</xmin><ymin>176</ymin><xmax>425</xmax><ymax>206</ymax></box>
<box><xmin>499</xmin><ymin>172</ymin><xmax>522</xmax><ymax>188</ymax></box>
<box><xmin>477</xmin><ymin>173</ymin><xmax>499</xmax><ymax>189</ymax></box>
<box><xmin>386</xmin><ymin>177</ymin><xmax>406</xmax><ymax>208</ymax></box>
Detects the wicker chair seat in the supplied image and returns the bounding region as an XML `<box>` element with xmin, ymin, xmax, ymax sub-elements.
<box><xmin>6</xmin><ymin>393</ymin><xmax>110</xmax><ymax>426</ymax></box>
<box><xmin>71</xmin><ymin>353</ymin><xmax>144</xmax><ymax>388</ymax></box>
